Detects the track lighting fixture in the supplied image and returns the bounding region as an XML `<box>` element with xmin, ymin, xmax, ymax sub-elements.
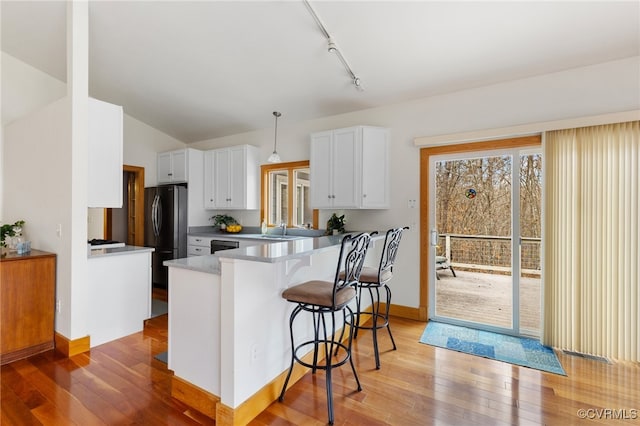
<box><xmin>304</xmin><ymin>0</ymin><xmax>363</xmax><ymax>91</ymax></box>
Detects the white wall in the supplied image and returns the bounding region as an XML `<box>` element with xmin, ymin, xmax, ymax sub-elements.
<box><xmin>1</xmin><ymin>52</ymin><xmax>67</xmax><ymax>220</ymax></box>
<box><xmin>189</xmin><ymin>56</ymin><xmax>640</xmax><ymax>309</ymax></box>
<box><xmin>1</xmin><ymin>52</ymin><xmax>67</xmax><ymax>127</ymax></box>
<box><xmin>3</xmin><ymin>97</ymin><xmax>77</xmax><ymax>335</ymax></box>
<box><xmin>123</xmin><ymin>114</ymin><xmax>185</xmax><ymax>187</ymax></box>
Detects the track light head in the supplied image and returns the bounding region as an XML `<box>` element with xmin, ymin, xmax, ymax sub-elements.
<box><xmin>327</xmin><ymin>37</ymin><xmax>337</xmax><ymax>53</ymax></box>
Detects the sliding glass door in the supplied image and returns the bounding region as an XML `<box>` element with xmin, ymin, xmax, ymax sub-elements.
<box><xmin>428</xmin><ymin>148</ymin><xmax>542</xmax><ymax>337</ymax></box>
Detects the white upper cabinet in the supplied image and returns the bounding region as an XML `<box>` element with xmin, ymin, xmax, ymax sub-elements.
<box><xmin>310</xmin><ymin>126</ymin><xmax>390</xmax><ymax>209</ymax></box>
<box><xmin>158</xmin><ymin>149</ymin><xmax>188</xmax><ymax>183</ymax></box>
<box><xmin>204</xmin><ymin>145</ymin><xmax>259</xmax><ymax>210</ymax></box>
<box><xmin>156</xmin><ymin>148</ymin><xmax>208</xmax><ymax>226</ymax></box>
<box><xmin>88</xmin><ymin>97</ymin><xmax>123</xmax><ymax>208</ymax></box>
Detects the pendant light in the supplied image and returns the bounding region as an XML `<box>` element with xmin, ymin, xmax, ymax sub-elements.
<box><xmin>268</xmin><ymin>111</ymin><xmax>282</xmax><ymax>163</ymax></box>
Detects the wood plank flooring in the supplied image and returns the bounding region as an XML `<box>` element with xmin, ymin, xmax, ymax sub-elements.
<box><xmin>2</xmin><ymin>314</ymin><xmax>638</xmax><ymax>425</ymax></box>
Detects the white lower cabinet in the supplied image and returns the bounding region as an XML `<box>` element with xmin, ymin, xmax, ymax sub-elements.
<box><xmin>310</xmin><ymin>126</ymin><xmax>390</xmax><ymax>209</ymax></box>
<box><xmin>187</xmin><ymin>235</ymin><xmax>213</xmax><ymax>257</ymax></box>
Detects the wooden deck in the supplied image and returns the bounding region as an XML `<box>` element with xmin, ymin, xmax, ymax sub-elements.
<box><xmin>435</xmin><ymin>269</ymin><xmax>541</xmax><ymax>334</ymax></box>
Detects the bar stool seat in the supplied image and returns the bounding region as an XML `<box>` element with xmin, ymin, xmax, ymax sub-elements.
<box><xmin>349</xmin><ymin>227</ymin><xmax>408</xmax><ymax>369</ymax></box>
<box><xmin>279</xmin><ymin>232</ymin><xmax>372</xmax><ymax>425</ymax></box>
<box><xmin>282</xmin><ymin>280</ymin><xmax>355</xmax><ymax>308</ymax></box>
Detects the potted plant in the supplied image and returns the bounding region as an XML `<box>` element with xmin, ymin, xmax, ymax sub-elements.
<box><xmin>210</xmin><ymin>214</ymin><xmax>237</xmax><ymax>231</ymax></box>
<box><xmin>1</xmin><ymin>220</ymin><xmax>25</xmax><ymax>248</ymax></box>
<box><xmin>325</xmin><ymin>213</ymin><xmax>346</xmax><ymax>235</ymax></box>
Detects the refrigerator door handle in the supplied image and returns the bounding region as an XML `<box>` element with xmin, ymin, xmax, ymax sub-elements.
<box><xmin>156</xmin><ymin>195</ymin><xmax>163</xmax><ymax>237</ymax></box>
<box><xmin>152</xmin><ymin>194</ymin><xmax>160</xmax><ymax>237</ymax></box>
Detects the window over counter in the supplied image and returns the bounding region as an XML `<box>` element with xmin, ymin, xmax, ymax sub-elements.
<box><xmin>261</xmin><ymin>161</ymin><xmax>318</xmax><ymax>229</ymax></box>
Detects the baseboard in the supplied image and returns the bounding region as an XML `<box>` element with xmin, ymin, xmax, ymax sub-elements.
<box><xmin>172</xmin><ymin>303</ymin><xmax>426</xmax><ymax>425</ymax></box>
<box><xmin>217</xmin><ymin>362</ymin><xmax>309</xmax><ymax>426</ymax></box>
<box><xmin>383</xmin><ymin>303</ymin><xmax>425</xmax><ymax>321</ymax></box>
<box><xmin>54</xmin><ymin>332</ymin><xmax>90</xmax><ymax>357</ymax></box>
<box><xmin>171</xmin><ymin>375</ymin><xmax>220</xmax><ymax>420</ymax></box>
<box><xmin>1</xmin><ymin>341</ymin><xmax>54</xmax><ymax>365</ymax></box>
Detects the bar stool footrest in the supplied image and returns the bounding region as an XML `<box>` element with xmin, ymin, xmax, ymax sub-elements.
<box><xmin>350</xmin><ymin>310</ymin><xmax>390</xmax><ymax>331</ymax></box>
<box><xmin>293</xmin><ymin>339</ymin><xmax>352</xmax><ymax>370</ymax></box>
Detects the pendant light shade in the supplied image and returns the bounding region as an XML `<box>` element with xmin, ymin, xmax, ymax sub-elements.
<box><xmin>268</xmin><ymin>111</ymin><xmax>282</xmax><ymax>163</ymax></box>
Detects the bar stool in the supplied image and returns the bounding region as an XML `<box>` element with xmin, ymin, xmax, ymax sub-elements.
<box><xmin>350</xmin><ymin>226</ymin><xmax>408</xmax><ymax>369</ymax></box>
<box><xmin>279</xmin><ymin>232</ymin><xmax>372</xmax><ymax>425</ymax></box>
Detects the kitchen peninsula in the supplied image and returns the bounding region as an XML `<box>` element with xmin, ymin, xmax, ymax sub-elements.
<box><xmin>87</xmin><ymin>245</ymin><xmax>154</xmax><ymax>347</ymax></box>
<box><xmin>164</xmin><ymin>233</ymin><xmax>382</xmax><ymax>425</ymax></box>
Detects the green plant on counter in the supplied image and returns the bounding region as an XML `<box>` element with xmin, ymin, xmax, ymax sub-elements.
<box><xmin>1</xmin><ymin>220</ymin><xmax>25</xmax><ymax>247</ymax></box>
<box><xmin>210</xmin><ymin>214</ymin><xmax>238</xmax><ymax>228</ymax></box>
<box><xmin>325</xmin><ymin>213</ymin><xmax>346</xmax><ymax>235</ymax></box>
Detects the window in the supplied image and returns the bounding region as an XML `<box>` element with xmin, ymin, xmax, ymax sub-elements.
<box><xmin>261</xmin><ymin>161</ymin><xmax>318</xmax><ymax>228</ymax></box>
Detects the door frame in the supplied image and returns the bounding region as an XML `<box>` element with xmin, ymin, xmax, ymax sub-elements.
<box><xmin>104</xmin><ymin>165</ymin><xmax>145</xmax><ymax>246</ymax></box>
<box><xmin>419</xmin><ymin>135</ymin><xmax>541</xmax><ymax>322</ymax></box>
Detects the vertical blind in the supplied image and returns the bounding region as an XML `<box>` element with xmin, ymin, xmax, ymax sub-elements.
<box><xmin>544</xmin><ymin>121</ymin><xmax>639</xmax><ymax>361</ymax></box>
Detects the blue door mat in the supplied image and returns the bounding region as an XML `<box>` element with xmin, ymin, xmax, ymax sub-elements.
<box><xmin>420</xmin><ymin>321</ymin><xmax>566</xmax><ymax>375</ymax></box>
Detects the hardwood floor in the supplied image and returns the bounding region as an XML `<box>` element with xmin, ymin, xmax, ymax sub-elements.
<box><xmin>2</xmin><ymin>314</ymin><xmax>638</xmax><ymax>425</ymax></box>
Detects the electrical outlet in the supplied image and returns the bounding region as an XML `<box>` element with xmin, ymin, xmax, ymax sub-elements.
<box><xmin>56</xmin><ymin>300</ymin><xmax>62</xmax><ymax>313</ymax></box>
<box><xmin>250</xmin><ymin>343</ymin><xmax>260</xmax><ymax>363</ymax></box>
<box><xmin>56</xmin><ymin>224</ymin><xmax>62</xmax><ymax>238</ymax></box>
<box><xmin>408</xmin><ymin>199</ymin><xmax>417</xmax><ymax>208</ymax></box>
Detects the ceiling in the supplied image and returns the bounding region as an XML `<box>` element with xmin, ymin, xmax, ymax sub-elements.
<box><xmin>2</xmin><ymin>1</ymin><xmax>639</xmax><ymax>143</ymax></box>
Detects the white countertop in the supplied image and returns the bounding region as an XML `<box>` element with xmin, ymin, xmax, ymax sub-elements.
<box><xmin>164</xmin><ymin>253</ymin><xmax>222</xmax><ymax>274</ymax></box>
<box><xmin>87</xmin><ymin>245</ymin><xmax>155</xmax><ymax>258</ymax></box>
<box><xmin>164</xmin><ymin>232</ymin><xmax>383</xmax><ymax>274</ymax></box>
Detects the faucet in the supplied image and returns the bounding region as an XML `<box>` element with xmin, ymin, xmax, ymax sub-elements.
<box><xmin>280</xmin><ymin>222</ymin><xmax>287</xmax><ymax>236</ymax></box>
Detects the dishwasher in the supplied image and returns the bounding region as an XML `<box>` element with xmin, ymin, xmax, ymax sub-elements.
<box><xmin>210</xmin><ymin>239</ymin><xmax>240</xmax><ymax>254</ymax></box>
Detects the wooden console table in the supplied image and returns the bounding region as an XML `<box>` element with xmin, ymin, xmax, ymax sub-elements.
<box><xmin>0</xmin><ymin>249</ymin><xmax>56</xmax><ymax>365</ymax></box>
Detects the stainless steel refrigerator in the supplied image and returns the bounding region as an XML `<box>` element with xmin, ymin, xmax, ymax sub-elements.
<box><xmin>145</xmin><ymin>184</ymin><xmax>188</xmax><ymax>289</ymax></box>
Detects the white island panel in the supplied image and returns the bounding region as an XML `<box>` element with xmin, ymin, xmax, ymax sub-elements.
<box><xmin>168</xmin><ymin>267</ymin><xmax>221</xmax><ymax>394</ymax></box>
<box><xmin>87</xmin><ymin>248</ymin><xmax>152</xmax><ymax>347</ymax></box>
<box><xmin>219</xmin><ymin>249</ymin><xmax>340</xmax><ymax>407</ymax></box>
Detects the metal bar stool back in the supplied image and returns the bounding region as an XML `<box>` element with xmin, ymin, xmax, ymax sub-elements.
<box><xmin>279</xmin><ymin>232</ymin><xmax>372</xmax><ymax>425</ymax></box>
<box><xmin>352</xmin><ymin>226</ymin><xmax>408</xmax><ymax>369</ymax></box>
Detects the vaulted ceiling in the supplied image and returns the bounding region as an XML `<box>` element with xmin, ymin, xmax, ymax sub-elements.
<box><xmin>2</xmin><ymin>1</ymin><xmax>639</xmax><ymax>142</ymax></box>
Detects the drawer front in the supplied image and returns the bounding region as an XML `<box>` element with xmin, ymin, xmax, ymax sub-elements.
<box><xmin>188</xmin><ymin>235</ymin><xmax>213</xmax><ymax>247</ymax></box>
<box><xmin>187</xmin><ymin>245</ymin><xmax>209</xmax><ymax>257</ymax></box>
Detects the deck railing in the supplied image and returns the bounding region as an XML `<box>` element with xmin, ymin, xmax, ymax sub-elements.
<box><xmin>437</xmin><ymin>234</ymin><xmax>541</xmax><ymax>276</ymax></box>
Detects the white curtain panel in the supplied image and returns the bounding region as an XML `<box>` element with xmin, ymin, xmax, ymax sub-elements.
<box><xmin>544</xmin><ymin>120</ymin><xmax>639</xmax><ymax>362</ymax></box>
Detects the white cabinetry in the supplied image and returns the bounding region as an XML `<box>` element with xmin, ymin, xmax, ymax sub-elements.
<box><xmin>187</xmin><ymin>235</ymin><xmax>213</xmax><ymax>257</ymax></box>
<box><xmin>157</xmin><ymin>149</ymin><xmax>209</xmax><ymax>226</ymax></box>
<box><xmin>158</xmin><ymin>149</ymin><xmax>188</xmax><ymax>184</ymax></box>
<box><xmin>310</xmin><ymin>126</ymin><xmax>389</xmax><ymax>209</ymax></box>
<box><xmin>88</xmin><ymin>97</ymin><xmax>123</xmax><ymax>208</ymax></box>
<box><xmin>204</xmin><ymin>145</ymin><xmax>259</xmax><ymax>210</ymax></box>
